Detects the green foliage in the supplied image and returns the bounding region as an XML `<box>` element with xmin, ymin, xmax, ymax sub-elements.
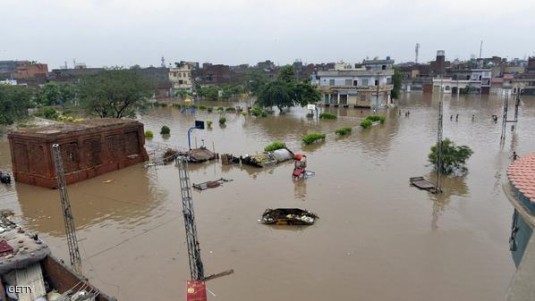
<box><xmin>78</xmin><ymin>68</ymin><xmax>152</xmax><ymax>118</ymax></box>
<box><xmin>245</xmin><ymin>70</ymin><xmax>269</xmax><ymax>95</ymax></box>
<box><xmin>278</xmin><ymin>65</ymin><xmax>297</xmax><ymax>83</ymax></box>
<box><xmin>207</xmin><ymin>107</ymin><xmax>213</xmax><ymax>113</ymax></box>
<box><xmin>145</xmin><ymin>130</ymin><xmax>154</xmax><ymax>138</ymax></box>
<box><xmin>36</xmin><ymin>82</ymin><xmax>76</xmax><ymax>106</ymax></box>
<box><xmin>293</xmin><ymin>81</ymin><xmax>321</xmax><ymax>107</ymax></box>
<box><xmin>303</xmin><ymin>133</ymin><xmax>326</xmax><ymax>145</ymax></box>
<box><xmin>365</xmin><ymin>115</ymin><xmax>385</xmax><ymax>123</ymax></box>
<box><xmin>391</xmin><ymin>67</ymin><xmax>402</xmax><ymax>100</ymax></box>
<box><xmin>206</xmin><ymin>120</ymin><xmax>213</xmax><ymax>128</ymax></box>
<box><xmin>251</xmin><ymin>106</ymin><xmax>264</xmax><ymax>117</ymax></box>
<box><xmin>335</xmin><ymin>127</ymin><xmax>352</xmax><ymax>135</ymax></box>
<box><xmin>225</xmin><ymin>107</ymin><xmax>236</xmax><ymax>112</ymax></box>
<box><xmin>360</xmin><ymin>119</ymin><xmax>372</xmax><ymax>128</ymax></box>
<box><xmin>264</xmin><ymin>141</ymin><xmax>286</xmax><ymax>152</ymax></box>
<box><xmin>319</xmin><ymin>112</ymin><xmax>337</xmax><ymax>120</ymax></box>
<box><xmin>255</xmin><ymin>65</ymin><xmax>319</xmax><ymax>112</ymax></box>
<box><xmin>216</xmin><ymin>107</ymin><xmax>224</xmax><ymax>112</ymax></box>
<box><xmin>199</xmin><ymin>105</ymin><xmax>207</xmax><ymax>110</ymax></box>
<box><xmin>0</xmin><ymin>85</ymin><xmax>33</xmax><ymax>125</ymax></box>
<box><xmin>175</xmin><ymin>89</ymin><xmax>190</xmax><ymax>99</ymax></box>
<box><xmin>43</xmin><ymin>106</ymin><xmax>59</xmax><ymax>119</ymax></box>
<box><xmin>173</xmin><ymin>103</ymin><xmax>182</xmax><ymax>109</ymax></box>
<box><xmin>219</xmin><ymin>117</ymin><xmax>226</xmax><ymax>125</ymax></box>
<box><xmin>256</xmin><ymin>80</ymin><xmax>293</xmax><ymax>112</ymax></box>
<box><xmin>428</xmin><ymin>138</ymin><xmax>474</xmax><ymax>174</ymax></box>
<box><xmin>160</xmin><ymin>125</ymin><xmax>170</xmax><ymax>135</ymax></box>
<box><xmin>197</xmin><ymin>86</ymin><xmax>220</xmax><ymax>100</ymax></box>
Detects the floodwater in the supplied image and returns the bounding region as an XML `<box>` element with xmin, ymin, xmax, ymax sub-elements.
<box><xmin>1</xmin><ymin>93</ymin><xmax>534</xmax><ymax>301</ymax></box>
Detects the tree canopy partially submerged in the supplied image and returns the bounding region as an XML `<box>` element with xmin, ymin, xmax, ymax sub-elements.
<box><xmin>78</xmin><ymin>68</ymin><xmax>152</xmax><ymax>118</ymax></box>
<box><xmin>255</xmin><ymin>65</ymin><xmax>320</xmax><ymax>112</ymax></box>
<box><xmin>428</xmin><ymin>138</ymin><xmax>473</xmax><ymax>174</ymax></box>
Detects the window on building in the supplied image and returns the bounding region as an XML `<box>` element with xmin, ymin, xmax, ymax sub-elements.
<box><xmin>179</xmin><ymin>80</ymin><xmax>183</xmax><ymax>85</ymax></box>
<box><xmin>375</xmin><ymin>80</ymin><xmax>379</xmax><ymax>86</ymax></box>
<box><xmin>345</xmin><ymin>79</ymin><xmax>352</xmax><ymax>86</ymax></box>
<box><xmin>362</xmin><ymin>79</ymin><xmax>369</xmax><ymax>86</ymax></box>
<box><xmin>353</xmin><ymin>80</ymin><xmax>358</xmax><ymax>86</ymax></box>
<box><xmin>329</xmin><ymin>79</ymin><xmax>335</xmax><ymax>86</ymax></box>
<box><xmin>387</xmin><ymin>77</ymin><xmax>392</xmax><ymax>84</ymax></box>
<box><xmin>382</xmin><ymin>65</ymin><xmax>386</xmax><ymax>70</ymax></box>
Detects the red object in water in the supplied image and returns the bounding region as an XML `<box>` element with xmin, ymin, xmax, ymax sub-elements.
<box><xmin>186</xmin><ymin>281</ymin><xmax>207</xmax><ymax>301</ymax></box>
<box><xmin>293</xmin><ymin>167</ymin><xmax>305</xmax><ymax>178</ymax></box>
<box><xmin>294</xmin><ymin>153</ymin><xmax>305</xmax><ymax>161</ymax></box>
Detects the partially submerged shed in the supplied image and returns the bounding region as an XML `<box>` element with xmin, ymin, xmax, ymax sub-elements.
<box><xmin>8</xmin><ymin>118</ymin><xmax>149</xmax><ymax>188</ymax></box>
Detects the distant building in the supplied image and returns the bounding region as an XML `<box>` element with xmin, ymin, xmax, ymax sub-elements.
<box><xmin>169</xmin><ymin>61</ymin><xmax>195</xmax><ymax>92</ymax></box>
<box><xmin>138</xmin><ymin>67</ymin><xmax>172</xmax><ymax>98</ymax></box>
<box><xmin>513</xmin><ymin>57</ymin><xmax>535</xmax><ymax>95</ymax></box>
<box><xmin>312</xmin><ymin>58</ymin><xmax>395</xmax><ymax>108</ymax></box>
<box><xmin>48</xmin><ymin>68</ymin><xmax>105</xmax><ymax>83</ymax></box>
<box><xmin>13</xmin><ymin>63</ymin><xmax>48</xmax><ymax>85</ymax></box>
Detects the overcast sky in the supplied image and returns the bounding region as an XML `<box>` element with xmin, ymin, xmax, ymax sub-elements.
<box><xmin>2</xmin><ymin>0</ymin><xmax>535</xmax><ymax>69</ymax></box>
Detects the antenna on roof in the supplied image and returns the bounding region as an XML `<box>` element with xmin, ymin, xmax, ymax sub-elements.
<box><xmin>479</xmin><ymin>40</ymin><xmax>483</xmax><ymax>59</ymax></box>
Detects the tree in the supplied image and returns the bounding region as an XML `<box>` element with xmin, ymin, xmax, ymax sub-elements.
<box><xmin>428</xmin><ymin>138</ymin><xmax>473</xmax><ymax>174</ymax></box>
<box><xmin>0</xmin><ymin>85</ymin><xmax>33</xmax><ymax>125</ymax></box>
<box><xmin>293</xmin><ymin>81</ymin><xmax>321</xmax><ymax>106</ymax></box>
<box><xmin>77</xmin><ymin>68</ymin><xmax>152</xmax><ymax>118</ymax></box>
<box><xmin>278</xmin><ymin>65</ymin><xmax>297</xmax><ymax>83</ymax></box>
<box><xmin>391</xmin><ymin>67</ymin><xmax>402</xmax><ymax>99</ymax></box>
<box><xmin>36</xmin><ymin>82</ymin><xmax>76</xmax><ymax>106</ymax></box>
<box><xmin>256</xmin><ymin>81</ymin><xmax>293</xmax><ymax>112</ymax></box>
<box><xmin>245</xmin><ymin>70</ymin><xmax>269</xmax><ymax>95</ymax></box>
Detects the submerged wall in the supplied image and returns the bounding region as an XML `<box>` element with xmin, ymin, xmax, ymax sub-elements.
<box><xmin>8</xmin><ymin>118</ymin><xmax>149</xmax><ymax>189</ymax></box>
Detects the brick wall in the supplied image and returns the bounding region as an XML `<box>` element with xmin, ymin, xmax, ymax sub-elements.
<box><xmin>8</xmin><ymin>119</ymin><xmax>148</xmax><ymax>189</ymax></box>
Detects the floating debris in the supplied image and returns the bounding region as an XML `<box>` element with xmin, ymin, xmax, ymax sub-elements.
<box><xmin>260</xmin><ymin>208</ymin><xmax>318</xmax><ymax>225</ymax></box>
<box><xmin>193</xmin><ymin>178</ymin><xmax>233</xmax><ymax>191</ymax></box>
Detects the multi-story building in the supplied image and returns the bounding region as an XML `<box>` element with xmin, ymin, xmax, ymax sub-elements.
<box><xmin>169</xmin><ymin>61</ymin><xmax>196</xmax><ymax>92</ymax></box>
<box><xmin>312</xmin><ymin>58</ymin><xmax>395</xmax><ymax>108</ymax></box>
<box><xmin>512</xmin><ymin>57</ymin><xmax>535</xmax><ymax>95</ymax></box>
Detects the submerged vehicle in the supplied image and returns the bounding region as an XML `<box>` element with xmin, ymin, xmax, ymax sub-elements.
<box><xmin>260</xmin><ymin>208</ymin><xmax>318</xmax><ymax>225</ymax></box>
<box><xmin>0</xmin><ymin>214</ymin><xmax>115</xmax><ymax>301</ymax></box>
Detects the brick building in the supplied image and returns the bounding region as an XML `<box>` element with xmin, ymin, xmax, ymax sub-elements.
<box><xmin>8</xmin><ymin>119</ymin><xmax>148</xmax><ymax>189</ymax></box>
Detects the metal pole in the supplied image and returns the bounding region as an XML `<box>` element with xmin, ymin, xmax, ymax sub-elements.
<box><xmin>435</xmin><ymin>100</ymin><xmax>443</xmax><ymax>194</ymax></box>
<box><xmin>187</xmin><ymin>127</ymin><xmax>196</xmax><ymax>150</ymax></box>
<box><xmin>52</xmin><ymin>144</ymin><xmax>82</xmax><ymax>275</ymax></box>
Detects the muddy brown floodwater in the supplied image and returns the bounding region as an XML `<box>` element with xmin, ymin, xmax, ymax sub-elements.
<box><xmin>1</xmin><ymin>93</ymin><xmax>534</xmax><ymax>301</ymax></box>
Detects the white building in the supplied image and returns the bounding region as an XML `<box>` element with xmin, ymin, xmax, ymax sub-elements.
<box><xmin>169</xmin><ymin>61</ymin><xmax>195</xmax><ymax>92</ymax></box>
<box><xmin>312</xmin><ymin>58</ymin><xmax>395</xmax><ymax>108</ymax></box>
<box><xmin>432</xmin><ymin>68</ymin><xmax>492</xmax><ymax>94</ymax></box>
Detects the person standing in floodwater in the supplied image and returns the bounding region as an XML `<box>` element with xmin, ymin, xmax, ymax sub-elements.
<box><xmin>456</xmin><ymin>114</ymin><xmax>459</xmax><ymax>121</ymax></box>
<box><xmin>511</xmin><ymin>151</ymin><xmax>519</xmax><ymax>161</ymax></box>
<box><xmin>450</xmin><ymin>115</ymin><xmax>453</xmax><ymax>121</ymax></box>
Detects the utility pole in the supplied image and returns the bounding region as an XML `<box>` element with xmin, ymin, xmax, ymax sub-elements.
<box><xmin>52</xmin><ymin>144</ymin><xmax>82</xmax><ymax>275</ymax></box>
<box><xmin>501</xmin><ymin>92</ymin><xmax>520</xmax><ymax>143</ymax></box>
<box><xmin>177</xmin><ymin>157</ymin><xmax>204</xmax><ymax>281</ymax></box>
<box><xmin>177</xmin><ymin>156</ymin><xmax>233</xmax><ymax>300</ymax></box>
<box><xmin>435</xmin><ymin>100</ymin><xmax>443</xmax><ymax>194</ymax></box>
